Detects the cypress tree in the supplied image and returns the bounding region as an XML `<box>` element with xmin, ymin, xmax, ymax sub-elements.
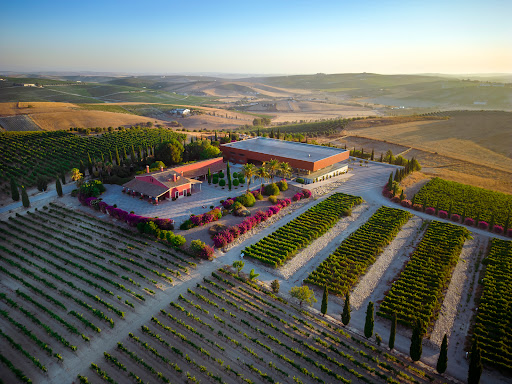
<box><xmin>207</xmin><ymin>168</ymin><xmax>212</xmax><ymax>184</ymax></box>
<box><xmin>123</xmin><ymin>147</ymin><xmax>128</xmax><ymax>161</ymax></box>
<box><xmin>435</xmin><ymin>199</ymin><xmax>440</xmax><ymax>215</ymax></box>
<box><xmin>379</xmin><ymin>153</ymin><xmax>383</xmax><ymax>162</ymax></box>
<box><xmin>130</xmin><ymin>145</ymin><xmax>136</xmax><ymax>163</ymax></box>
<box><xmin>257</xmin><ymin>127</ymin><xmax>260</xmax><ymax>136</ymax></box>
<box><xmin>101</xmin><ymin>152</ymin><xmax>105</xmax><ymax>163</ymax></box>
<box><xmin>56</xmin><ymin>178</ymin><xmax>63</xmax><ymax>197</ymax></box>
<box><xmin>504</xmin><ymin>213</ymin><xmax>510</xmax><ymax>233</ymax></box>
<box><xmin>87</xmin><ymin>153</ymin><xmax>93</xmax><ymax>176</ymax></box>
<box><xmin>437</xmin><ymin>334</ymin><xmax>448</xmax><ymax>374</ymax></box>
<box><xmin>468</xmin><ymin>336</ymin><xmax>483</xmax><ymax>384</ymax></box>
<box><xmin>400</xmin><ymin>190</ymin><xmax>405</xmax><ymax>201</ymax></box>
<box><xmin>79</xmin><ymin>160</ymin><xmax>86</xmax><ymax>176</ymax></box>
<box><xmin>387</xmin><ymin>173</ymin><xmax>393</xmax><ymax>190</ymax></box>
<box><xmin>488</xmin><ymin>213</ymin><xmax>494</xmax><ymax>232</ymax></box>
<box><xmin>321</xmin><ymin>286</ymin><xmax>328</xmax><ymax>316</ymax></box>
<box><xmin>410</xmin><ymin>319</ymin><xmax>423</xmax><ymax>361</ymax></box>
<box><xmin>109</xmin><ymin>151</ymin><xmax>113</xmax><ymax>164</ymax></box>
<box><xmin>371</xmin><ymin>149</ymin><xmax>374</xmax><ymax>161</ymax></box>
<box><xmin>60</xmin><ymin>171</ymin><xmax>66</xmax><ymax>185</ymax></box>
<box><xmin>448</xmin><ymin>202</ymin><xmax>452</xmax><ymax>218</ymax></box>
<box><xmin>389</xmin><ymin>312</ymin><xmax>396</xmax><ymax>350</ymax></box>
<box><xmin>341</xmin><ymin>293</ymin><xmax>351</xmax><ymax>325</ymax></box>
<box><xmin>394</xmin><ymin>171</ymin><xmax>399</xmax><ymax>182</ymax></box>
<box><xmin>361</xmin><ymin>148</ymin><xmax>364</xmax><ymax>156</ymax></box>
<box><xmin>21</xmin><ymin>186</ymin><xmax>30</xmax><ymax>208</ymax></box>
<box><xmin>10</xmin><ymin>177</ymin><xmax>19</xmax><ymax>201</ymax></box>
<box><xmin>227</xmin><ymin>162</ymin><xmax>232</xmax><ymax>191</ymax></box>
<box><xmin>115</xmin><ymin>147</ymin><xmax>121</xmax><ymax>166</ymax></box>
<box><xmin>277</xmin><ymin>128</ymin><xmax>280</xmax><ymax>139</ymax></box>
<box><xmin>364</xmin><ymin>301</ymin><xmax>374</xmax><ymax>338</ymax></box>
<box><xmin>462</xmin><ymin>207</ymin><xmax>466</xmax><ymax>222</ymax></box>
<box><xmin>412</xmin><ymin>194</ymin><xmax>416</xmax><ymax>205</ymax></box>
<box><xmin>214</xmin><ymin>131</ymin><xmax>218</xmax><ymax>141</ymax></box>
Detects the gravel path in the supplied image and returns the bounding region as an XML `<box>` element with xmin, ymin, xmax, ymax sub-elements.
<box><xmin>428</xmin><ymin>236</ymin><xmax>481</xmax><ymax>348</ymax></box>
<box><xmin>351</xmin><ymin>215</ymin><xmax>424</xmax><ymax>310</ymax></box>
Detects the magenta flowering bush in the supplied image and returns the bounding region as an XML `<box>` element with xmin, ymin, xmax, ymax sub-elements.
<box><xmin>191</xmin><ymin>215</ymin><xmax>203</xmax><ymax>226</ymax></box>
<box><xmin>302</xmin><ymin>189</ymin><xmax>312</xmax><ymax>198</ymax></box>
<box><xmin>229</xmin><ymin>225</ymin><xmax>241</xmax><ymax>238</ymax></box>
<box><xmin>478</xmin><ymin>221</ymin><xmax>489</xmax><ymax>230</ymax></box>
<box><xmin>222</xmin><ymin>199</ymin><xmax>234</xmax><ymax>209</ymax></box>
<box><xmin>493</xmin><ymin>225</ymin><xmax>504</xmax><ymax>234</ymax></box>
<box><xmin>293</xmin><ymin>193</ymin><xmax>302</xmax><ymax>201</ymax></box>
<box><xmin>451</xmin><ymin>213</ymin><xmax>461</xmax><ymax>222</ymax></box>
<box><xmin>425</xmin><ymin>207</ymin><xmax>436</xmax><ymax>215</ymax></box>
<box><xmin>438</xmin><ymin>210</ymin><xmax>448</xmax><ymax>219</ymax></box>
<box><xmin>464</xmin><ymin>217</ymin><xmax>475</xmax><ymax>226</ymax></box>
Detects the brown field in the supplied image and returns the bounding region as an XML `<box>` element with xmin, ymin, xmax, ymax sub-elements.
<box><xmin>346</xmin><ymin>111</ymin><xmax>512</xmax><ymax>172</ymax></box>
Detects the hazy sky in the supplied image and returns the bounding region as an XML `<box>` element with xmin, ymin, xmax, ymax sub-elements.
<box><xmin>1</xmin><ymin>0</ymin><xmax>511</xmax><ymax>75</ymax></box>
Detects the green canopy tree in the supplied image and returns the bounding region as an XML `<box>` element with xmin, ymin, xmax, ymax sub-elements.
<box><xmin>21</xmin><ymin>186</ymin><xmax>30</xmax><ymax>208</ymax></box>
<box><xmin>341</xmin><ymin>293</ymin><xmax>351</xmax><ymax>325</ymax></box>
<box><xmin>290</xmin><ymin>286</ymin><xmax>317</xmax><ymax>308</ymax></box>
<box><xmin>410</xmin><ymin>320</ymin><xmax>424</xmax><ymax>361</ymax></box>
<box><xmin>468</xmin><ymin>337</ymin><xmax>483</xmax><ymax>384</ymax></box>
<box><xmin>155</xmin><ymin>139</ymin><xmax>184</xmax><ymax>165</ymax></box>
<box><xmin>321</xmin><ymin>286</ymin><xmax>329</xmax><ymax>316</ymax></box>
<box><xmin>10</xmin><ymin>177</ymin><xmax>19</xmax><ymax>201</ymax></box>
<box><xmin>364</xmin><ymin>302</ymin><xmax>374</xmax><ymax>338</ymax></box>
<box><xmin>233</xmin><ymin>260</ymin><xmax>245</xmax><ymax>276</ymax></box>
<box><xmin>56</xmin><ymin>177</ymin><xmax>63</xmax><ymax>197</ymax></box>
<box><xmin>389</xmin><ymin>312</ymin><xmax>397</xmax><ymax>350</ymax></box>
<box><xmin>437</xmin><ymin>334</ymin><xmax>448</xmax><ymax>374</ymax></box>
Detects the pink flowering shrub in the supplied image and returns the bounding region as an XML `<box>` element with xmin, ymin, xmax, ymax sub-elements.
<box><xmin>191</xmin><ymin>215</ymin><xmax>203</xmax><ymax>226</ymax></box>
<box><xmin>229</xmin><ymin>226</ymin><xmax>241</xmax><ymax>238</ymax></box>
<box><xmin>478</xmin><ymin>221</ymin><xmax>489</xmax><ymax>230</ymax></box>
<box><xmin>464</xmin><ymin>217</ymin><xmax>475</xmax><ymax>226</ymax></box>
<box><xmin>425</xmin><ymin>207</ymin><xmax>436</xmax><ymax>215</ymax></box>
<box><xmin>293</xmin><ymin>193</ymin><xmax>302</xmax><ymax>201</ymax></box>
<box><xmin>493</xmin><ymin>225</ymin><xmax>504</xmax><ymax>234</ymax></box>
<box><xmin>438</xmin><ymin>210</ymin><xmax>448</xmax><ymax>219</ymax></box>
<box><xmin>222</xmin><ymin>199</ymin><xmax>234</xmax><ymax>209</ymax></box>
<box><xmin>451</xmin><ymin>213</ymin><xmax>461</xmax><ymax>222</ymax></box>
<box><xmin>301</xmin><ymin>189</ymin><xmax>312</xmax><ymax>198</ymax></box>
<box><xmin>413</xmin><ymin>204</ymin><xmax>423</xmax><ymax>211</ymax></box>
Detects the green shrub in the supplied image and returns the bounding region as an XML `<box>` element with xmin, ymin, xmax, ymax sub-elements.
<box><xmin>264</xmin><ymin>183</ymin><xmax>280</xmax><ymax>196</ymax></box>
<box><xmin>219</xmin><ymin>179</ymin><xmax>226</xmax><ymax>187</ymax></box>
<box><xmin>268</xmin><ymin>195</ymin><xmax>278</xmax><ymax>204</ymax></box>
<box><xmin>296</xmin><ymin>178</ymin><xmax>305</xmax><ymax>184</ymax></box>
<box><xmin>212</xmin><ymin>176</ymin><xmax>218</xmax><ymax>184</ymax></box>
<box><xmin>237</xmin><ymin>193</ymin><xmax>256</xmax><ymax>207</ymax></box>
<box><xmin>277</xmin><ymin>180</ymin><xmax>288</xmax><ymax>191</ymax></box>
<box><xmin>233</xmin><ymin>179</ymin><xmax>239</xmax><ymax>187</ymax></box>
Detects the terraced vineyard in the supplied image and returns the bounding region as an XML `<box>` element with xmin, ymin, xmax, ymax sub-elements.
<box><xmin>414</xmin><ymin>177</ymin><xmax>512</xmax><ymax>228</ymax></box>
<box><xmin>243</xmin><ymin>193</ymin><xmax>362</xmax><ymax>267</ymax></box>
<box><xmin>472</xmin><ymin>238</ymin><xmax>512</xmax><ymax>371</ymax></box>
<box><xmin>78</xmin><ymin>268</ymin><xmax>445</xmax><ymax>384</ymax></box>
<box><xmin>0</xmin><ymin>128</ymin><xmax>185</xmax><ymax>189</ymax></box>
<box><xmin>377</xmin><ymin>221</ymin><xmax>470</xmax><ymax>332</ymax></box>
<box><xmin>0</xmin><ymin>204</ymin><xmax>197</xmax><ymax>383</ymax></box>
<box><xmin>305</xmin><ymin>206</ymin><xmax>412</xmax><ymax>295</ymax></box>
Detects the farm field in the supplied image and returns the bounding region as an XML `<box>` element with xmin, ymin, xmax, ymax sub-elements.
<box><xmin>0</xmin><ymin>115</ymin><xmax>42</xmax><ymax>132</ymax></box>
<box><xmin>345</xmin><ymin>111</ymin><xmax>512</xmax><ymax>173</ymax></box>
<box><xmin>305</xmin><ymin>206</ymin><xmax>412</xmax><ymax>296</ymax></box>
<box><xmin>0</xmin><ymin>204</ymin><xmax>198</xmax><ymax>384</ymax></box>
<box><xmin>76</xmin><ymin>268</ymin><xmax>445</xmax><ymax>384</ymax></box>
<box><xmin>413</xmin><ymin>177</ymin><xmax>512</xmax><ymax>229</ymax></box>
<box><xmin>243</xmin><ymin>192</ymin><xmax>362</xmax><ymax>267</ymax></box>
<box><xmin>377</xmin><ymin>221</ymin><xmax>470</xmax><ymax>333</ymax></box>
<box><xmin>472</xmin><ymin>238</ymin><xmax>512</xmax><ymax>371</ymax></box>
<box><xmin>0</xmin><ymin>128</ymin><xmax>185</xmax><ymax>194</ymax></box>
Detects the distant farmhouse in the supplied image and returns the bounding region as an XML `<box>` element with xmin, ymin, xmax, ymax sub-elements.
<box><xmin>13</xmin><ymin>83</ymin><xmax>39</xmax><ymax>87</ymax></box>
<box><xmin>220</xmin><ymin>137</ymin><xmax>349</xmax><ymax>184</ymax></box>
<box><xmin>169</xmin><ymin>108</ymin><xmax>190</xmax><ymax>116</ymax></box>
<box><xmin>122</xmin><ymin>158</ymin><xmax>224</xmax><ymax>203</ymax></box>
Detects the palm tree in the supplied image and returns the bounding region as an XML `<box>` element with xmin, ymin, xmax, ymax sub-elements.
<box><xmin>256</xmin><ymin>166</ymin><xmax>270</xmax><ymax>193</ymax></box>
<box><xmin>279</xmin><ymin>162</ymin><xmax>292</xmax><ymax>179</ymax></box>
<box><xmin>242</xmin><ymin>163</ymin><xmax>257</xmax><ymax>193</ymax></box>
<box><xmin>265</xmin><ymin>159</ymin><xmax>280</xmax><ymax>183</ymax></box>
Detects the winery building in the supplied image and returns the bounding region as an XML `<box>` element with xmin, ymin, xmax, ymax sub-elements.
<box><xmin>220</xmin><ymin>137</ymin><xmax>349</xmax><ymax>183</ymax></box>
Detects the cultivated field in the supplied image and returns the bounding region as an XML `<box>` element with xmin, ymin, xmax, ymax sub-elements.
<box><xmin>0</xmin><ymin>115</ymin><xmax>42</xmax><ymax>132</ymax></box>
<box><xmin>0</xmin><ymin>204</ymin><xmax>198</xmax><ymax>383</ymax></box>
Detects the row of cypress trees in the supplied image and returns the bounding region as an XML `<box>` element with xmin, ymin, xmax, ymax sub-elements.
<box><xmin>10</xmin><ymin>175</ymin><xmax>65</xmax><ymax>207</ymax></box>
<box><xmin>320</xmin><ymin>286</ymin><xmax>482</xmax><ymax>381</ymax></box>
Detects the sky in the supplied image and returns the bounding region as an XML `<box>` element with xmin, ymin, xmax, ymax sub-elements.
<box><xmin>1</xmin><ymin>0</ymin><xmax>511</xmax><ymax>75</ymax></box>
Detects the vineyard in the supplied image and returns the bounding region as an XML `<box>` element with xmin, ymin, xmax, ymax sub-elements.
<box><xmin>413</xmin><ymin>177</ymin><xmax>512</xmax><ymax>228</ymax></box>
<box><xmin>305</xmin><ymin>206</ymin><xmax>413</xmax><ymax>295</ymax></box>
<box><xmin>242</xmin><ymin>118</ymin><xmax>356</xmax><ymax>137</ymax></box>
<box><xmin>0</xmin><ymin>204</ymin><xmax>197</xmax><ymax>383</ymax></box>
<box><xmin>243</xmin><ymin>193</ymin><xmax>362</xmax><ymax>267</ymax></box>
<box><xmin>78</xmin><ymin>268</ymin><xmax>445</xmax><ymax>384</ymax></box>
<box><xmin>0</xmin><ymin>115</ymin><xmax>42</xmax><ymax>132</ymax></box>
<box><xmin>472</xmin><ymin>238</ymin><xmax>512</xmax><ymax>371</ymax></box>
<box><xmin>377</xmin><ymin>221</ymin><xmax>470</xmax><ymax>332</ymax></box>
<box><xmin>0</xmin><ymin>128</ymin><xmax>185</xmax><ymax>190</ymax></box>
